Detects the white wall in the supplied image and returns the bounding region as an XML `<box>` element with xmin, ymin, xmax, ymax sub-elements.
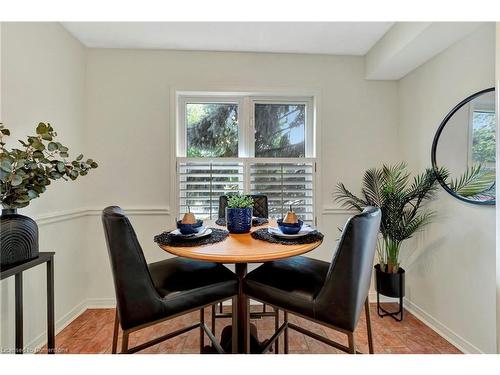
<box><xmin>1</xmin><ymin>23</ymin><xmax>88</xmax><ymax>351</ymax></box>
<box><xmin>398</xmin><ymin>24</ymin><xmax>496</xmax><ymax>353</ymax></box>
<box><xmin>83</xmin><ymin>48</ymin><xmax>399</xmax><ymax>301</ymax></box>
<box><xmin>496</xmin><ymin>22</ymin><xmax>500</xmax><ymax>355</ymax></box>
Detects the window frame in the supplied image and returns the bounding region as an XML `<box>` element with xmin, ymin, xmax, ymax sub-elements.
<box><xmin>174</xmin><ymin>91</ymin><xmax>318</xmax><ymax>223</ymax></box>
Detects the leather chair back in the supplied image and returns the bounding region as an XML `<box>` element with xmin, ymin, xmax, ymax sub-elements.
<box><xmin>102</xmin><ymin>206</ymin><xmax>164</xmax><ymax>330</ymax></box>
<box><xmin>218</xmin><ymin>194</ymin><xmax>269</xmax><ymax>219</ymax></box>
<box><xmin>315</xmin><ymin>207</ymin><xmax>381</xmax><ymax>331</ymax></box>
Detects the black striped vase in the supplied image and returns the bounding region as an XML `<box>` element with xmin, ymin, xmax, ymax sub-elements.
<box><xmin>0</xmin><ymin>208</ymin><xmax>39</xmax><ymax>268</ymax></box>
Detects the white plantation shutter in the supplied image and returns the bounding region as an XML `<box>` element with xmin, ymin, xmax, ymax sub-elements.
<box><xmin>250</xmin><ymin>162</ymin><xmax>314</xmax><ymax>222</ymax></box>
<box><xmin>178</xmin><ymin>161</ymin><xmax>244</xmax><ymax>219</ymax></box>
<box><xmin>178</xmin><ymin>159</ymin><xmax>315</xmax><ymax>222</ymax></box>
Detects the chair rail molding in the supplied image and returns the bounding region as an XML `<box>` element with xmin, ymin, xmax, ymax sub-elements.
<box><xmin>35</xmin><ymin>206</ymin><xmax>171</xmax><ymax>225</ymax></box>
<box><xmin>33</xmin><ymin>205</ymin><xmax>348</xmax><ymax>225</ymax></box>
<box><xmin>321</xmin><ymin>207</ymin><xmax>356</xmax><ymax>216</ymax></box>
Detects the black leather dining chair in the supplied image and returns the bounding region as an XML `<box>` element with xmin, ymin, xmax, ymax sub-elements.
<box><xmin>243</xmin><ymin>207</ymin><xmax>381</xmax><ymax>354</ymax></box>
<box><xmin>102</xmin><ymin>206</ymin><xmax>239</xmax><ymax>354</ymax></box>
<box><xmin>218</xmin><ymin>194</ymin><xmax>269</xmax><ymax>219</ymax></box>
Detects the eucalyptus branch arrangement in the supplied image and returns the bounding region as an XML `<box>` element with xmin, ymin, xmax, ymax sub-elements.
<box><xmin>227</xmin><ymin>194</ymin><xmax>254</xmax><ymax>209</ymax></box>
<box><xmin>334</xmin><ymin>163</ymin><xmax>447</xmax><ymax>273</ymax></box>
<box><xmin>0</xmin><ymin>122</ymin><xmax>98</xmax><ymax>209</ymax></box>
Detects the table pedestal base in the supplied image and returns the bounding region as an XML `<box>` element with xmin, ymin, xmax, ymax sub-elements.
<box><xmin>202</xmin><ymin>324</ymin><xmax>270</xmax><ymax>354</ymax></box>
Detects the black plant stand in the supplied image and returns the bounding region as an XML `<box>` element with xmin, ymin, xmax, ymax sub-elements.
<box><xmin>374</xmin><ymin>264</ymin><xmax>405</xmax><ymax>322</ymax></box>
<box><xmin>376</xmin><ymin>291</ymin><xmax>404</xmax><ymax>321</ymax></box>
<box><xmin>0</xmin><ymin>252</ymin><xmax>55</xmax><ymax>354</ymax></box>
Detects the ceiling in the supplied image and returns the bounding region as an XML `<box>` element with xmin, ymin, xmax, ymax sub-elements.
<box><xmin>61</xmin><ymin>22</ymin><xmax>394</xmax><ymax>56</ymax></box>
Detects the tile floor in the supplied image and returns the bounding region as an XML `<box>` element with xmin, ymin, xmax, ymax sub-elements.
<box><xmin>38</xmin><ymin>303</ymin><xmax>461</xmax><ymax>354</ymax></box>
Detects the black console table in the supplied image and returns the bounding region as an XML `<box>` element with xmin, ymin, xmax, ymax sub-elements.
<box><xmin>0</xmin><ymin>252</ymin><xmax>55</xmax><ymax>354</ymax></box>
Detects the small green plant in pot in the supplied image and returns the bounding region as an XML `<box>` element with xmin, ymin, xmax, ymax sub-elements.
<box><xmin>0</xmin><ymin>122</ymin><xmax>98</xmax><ymax>267</ymax></box>
<box><xmin>226</xmin><ymin>194</ymin><xmax>254</xmax><ymax>234</ymax></box>
<box><xmin>334</xmin><ymin>163</ymin><xmax>446</xmax><ymax>320</ymax></box>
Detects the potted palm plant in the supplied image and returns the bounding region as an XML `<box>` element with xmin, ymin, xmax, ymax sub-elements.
<box><xmin>226</xmin><ymin>194</ymin><xmax>254</xmax><ymax>234</ymax></box>
<box><xmin>0</xmin><ymin>123</ymin><xmax>98</xmax><ymax>267</ymax></box>
<box><xmin>334</xmin><ymin>163</ymin><xmax>446</xmax><ymax>320</ymax></box>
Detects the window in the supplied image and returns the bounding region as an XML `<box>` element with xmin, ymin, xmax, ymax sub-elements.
<box><xmin>177</xmin><ymin>93</ymin><xmax>316</xmax><ymax>222</ymax></box>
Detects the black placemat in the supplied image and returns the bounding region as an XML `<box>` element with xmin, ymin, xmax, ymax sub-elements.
<box><xmin>251</xmin><ymin>228</ymin><xmax>324</xmax><ymax>245</ymax></box>
<box><xmin>215</xmin><ymin>217</ymin><xmax>269</xmax><ymax>227</ymax></box>
<box><xmin>154</xmin><ymin>228</ymin><xmax>229</xmax><ymax>247</ymax></box>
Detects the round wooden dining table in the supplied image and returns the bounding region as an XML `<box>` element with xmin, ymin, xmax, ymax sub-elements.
<box><xmin>158</xmin><ymin>220</ymin><xmax>323</xmax><ymax>353</ymax></box>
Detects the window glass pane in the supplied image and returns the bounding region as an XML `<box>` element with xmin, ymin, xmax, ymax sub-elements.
<box><xmin>186</xmin><ymin>103</ymin><xmax>238</xmax><ymax>157</ymax></box>
<box><xmin>471</xmin><ymin>111</ymin><xmax>496</xmax><ymax>167</ymax></box>
<box><xmin>254</xmin><ymin>103</ymin><xmax>306</xmax><ymax>157</ymax></box>
<box><xmin>470</xmin><ymin>110</ymin><xmax>496</xmax><ymax>200</ymax></box>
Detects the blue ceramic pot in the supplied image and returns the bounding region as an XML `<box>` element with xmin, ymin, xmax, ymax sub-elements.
<box><xmin>226</xmin><ymin>207</ymin><xmax>252</xmax><ymax>234</ymax></box>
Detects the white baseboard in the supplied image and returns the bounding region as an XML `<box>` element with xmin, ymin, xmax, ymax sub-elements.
<box><xmin>24</xmin><ymin>298</ymin><xmax>113</xmax><ymax>352</ymax></box>
<box><xmin>403</xmin><ymin>297</ymin><xmax>483</xmax><ymax>354</ymax></box>
<box><xmin>25</xmin><ymin>295</ymin><xmax>483</xmax><ymax>354</ymax></box>
<box><xmin>25</xmin><ymin>299</ymin><xmax>88</xmax><ymax>353</ymax></box>
<box><xmin>85</xmin><ymin>297</ymin><xmax>261</xmax><ymax>308</ymax></box>
<box><xmin>368</xmin><ymin>291</ymin><xmax>393</xmax><ymax>303</ymax></box>
<box><xmin>86</xmin><ymin>298</ymin><xmax>116</xmax><ymax>308</ymax></box>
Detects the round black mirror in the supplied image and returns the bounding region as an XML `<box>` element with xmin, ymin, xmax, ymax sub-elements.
<box><xmin>431</xmin><ymin>88</ymin><xmax>496</xmax><ymax>205</ymax></box>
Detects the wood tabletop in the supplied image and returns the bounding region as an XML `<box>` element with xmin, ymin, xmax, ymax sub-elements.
<box><xmin>158</xmin><ymin>220</ymin><xmax>322</xmax><ymax>264</ymax></box>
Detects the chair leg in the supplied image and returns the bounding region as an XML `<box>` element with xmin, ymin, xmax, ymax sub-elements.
<box><xmin>263</xmin><ymin>303</ymin><xmax>266</xmax><ymax>313</ymax></box>
<box><xmin>284</xmin><ymin>311</ymin><xmax>289</xmax><ymax>354</ymax></box>
<box><xmin>211</xmin><ymin>304</ymin><xmax>216</xmax><ymax>337</ymax></box>
<box><xmin>365</xmin><ymin>298</ymin><xmax>374</xmax><ymax>354</ymax></box>
<box><xmin>121</xmin><ymin>331</ymin><xmax>129</xmax><ymax>354</ymax></box>
<box><xmin>219</xmin><ymin>302</ymin><xmax>223</xmax><ymax>314</ymax></box>
<box><xmin>200</xmin><ymin>308</ymin><xmax>205</xmax><ymax>353</ymax></box>
<box><xmin>231</xmin><ymin>296</ymin><xmax>238</xmax><ymax>354</ymax></box>
<box><xmin>347</xmin><ymin>332</ymin><xmax>356</xmax><ymax>354</ymax></box>
<box><xmin>274</xmin><ymin>308</ymin><xmax>279</xmax><ymax>354</ymax></box>
<box><xmin>112</xmin><ymin>309</ymin><xmax>119</xmax><ymax>354</ymax></box>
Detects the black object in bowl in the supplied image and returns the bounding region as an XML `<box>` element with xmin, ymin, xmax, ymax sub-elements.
<box><xmin>277</xmin><ymin>218</ymin><xmax>303</xmax><ymax>234</ymax></box>
<box><xmin>176</xmin><ymin>219</ymin><xmax>204</xmax><ymax>235</ymax></box>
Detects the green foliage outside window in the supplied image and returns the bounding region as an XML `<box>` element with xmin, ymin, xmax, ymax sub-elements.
<box><xmin>185</xmin><ymin>102</ymin><xmax>306</xmax><ymax>158</ymax></box>
<box><xmin>255</xmin><ymin>104</ymin><xmax>305</xmax><ymax>157</ymax></box>
<box><xmin>471</xmin><ymin>111</ymin><xmax>495</xmax><ymax>164</ymax></box>
<box><xmin>186</xmin><ymin>103</ymin><xmax>238</xmax><ymax>157</ymax></box>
